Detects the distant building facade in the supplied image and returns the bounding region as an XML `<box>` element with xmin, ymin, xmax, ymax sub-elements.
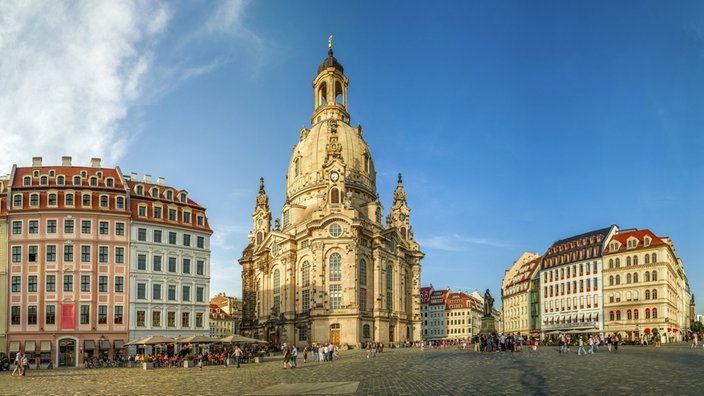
<box><xmin>501</xmin><ymin>252</ymin><xmax>541</xmax><ymax>336</ymax></box>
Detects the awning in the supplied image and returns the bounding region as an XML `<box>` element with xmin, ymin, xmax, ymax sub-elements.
<box><xmin>114</xmin><ymin>340</ymin><xmax>124</xmax><ymax>349</ymax></box>
<box><xmin>9</xmin><ymin>341</ymin><xmax>20</xmax><ymax>353</ymax></box>
<box><xmin>41</xmin><ymin>341</ymin><xmax>52</xmax><ymax>352</ymax></box>
<box><xmin>100</xmin><ymin>340</ymin><xmax>110</xmax><ymax>350</ymax></box>
<box><xmin>25</xmin><ymin>341</ymin><xmax>35</xmax><ymax>352</ymax></box>
<box><xmin>84</xmin><ymin>340</ymin><xmax>95</xmax><ymax>350</ymax></box>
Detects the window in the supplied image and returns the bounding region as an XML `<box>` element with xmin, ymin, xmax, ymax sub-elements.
<box><xmin>154</xmin><ymin>207</ymin><xmax>162</xmax><ymax>219</ymax></box>
<box><xmin>99</xmin><ymin>276</ymin><xmax>108</xmax><ymax>292</ymax></box>
<box><xmin>196</xmin><ymin>312</ymin><xmax>204</xmax><ymax>328</ymax></box>
<box><xmin>152</xmin><ymin>311</ymin><xmax>161</xmax><ymax>327</ymax></box>
<box><xmin>153</xmin><ymin>284</ymin><xmax>162</xmax><ymax>300</ymax></box>
<box><xmin>115</xmin><ymin>277</ymin><xmax>124</xmax><ymax>292</ymax></box>
<box><xmin>46</xmin><ymin>275</ymin><xmax>56</xmax><ymax>292</ymax></box>
<box><xmin>98</xmin><ymin>246</ymin><xmax>108</xmax><ymax>263</ymax></box>
<box><xmin>182</xmin><ymin>286</ymin><xmax>191</xmax><ymax>302</ymax></box>
<box><xmin>330</xmin><ymin>285</ymin><xmax>342</xmax><ymax>309</ymax></box>
<box><xmin>615</xmin><ymin>275</ymin><xmax>620</xmax><ymax>285</ymax></box>
<box><xmin>169</xmin><ymin>209</ymin><xmax>177</xmax><ymax>221</ymax></box>
<box><xmin>81</xmin><ymin>246</ymin><xmax>91</xmax><ymax>262</ymax></box>
<box><xmin>80</xmin><ymin>305</ymin><xmax>90</xmax><ymax>324</ymax></box>
<box><xmin>28</xmin><ymin>275</ymin><xmax>38</xmax><ymax>292</ymax></box>
<box><xmin>113</xmin><ymin>222</ymin><xmax>124</xmax><ymax>236</ymax></box>
<box><xmin>63</xmin><ymin>245</ymin><xmax>73</xmax><ymax>262</ymax></box>
<box><xmin>167</xmin><ymin>312</ymin><xmax>176</xmax><ymax>327</ymax></box>
<box><xmin>98</xmin><ymin>306</ymin><xmax>108</xmax><ymax>324</ymax></box>
<box><xmin>57</xmin><ymin>175</ymin><xmax>65</xmax><ymax>185</ymax></box>
<box><xmin>137</xmin><ymin>228</ymin><xmax>147</xmax><ymax>241</ymax></box>
<box><xmin>28</xmin><ymin>245</ymin><xmax>38</xmax><ymax>262</ymax></box>
<box><xmin>30</xmin><ymin>193</ymin><xmax>39</xmax><ymax>207</ymax></box>
<box><xmin>65</xmin><ymin>193</ymin><xmax>74</xmax><ymax>206</ymax></box>
<box><xmin>196</xmin><ymin>287</ymin><xmax>204</xmax><ymax>302</ymax></box>
<box><xmin>29</xmin><ymin>220</ymin><xmax>39</xmax><ymax>233</ymax></box>
<box><xmin>359</xmin><ymin>259</ymin><xmax>367</xmax><ymax>286</ymax></box>
<box><xmin>48</xmin><ymin>193</ymin><xmax>57</xmax><ymax>205</ymax></box>
<box><xmin>168</xmin><ymin>257</ymin><xmax>177</xmax><ymax>272</ymax></box>
<box><xmin>11</xmin><ymin>306</ymin><xmax>20</xmax><ymax>325</ymax></box>
<box><xmin>153</xmin><ymin>230</ymin><xmax>162</xmax><ymax>243</ymax></box>
<box><xmin>100</xmin><ymin>195</ymin><xmax>108</xmax><ymax>208</ymax></box>
<box><xmin>137</xmin><ymin>311</ymin><xmax>146</xmax><ymax>327</ymax></box>
<box><xmin>114</xmin><ymin>306</ymin><xmax>123</xmax><ymax>324</ymax></box>
<box><xmin>63</xmin><ymin>275</ymin><xmax>73</xmax><ymax>291</ymax></box>
<box><xmin>386</xmin><ymin>264</ymin><xmax>393</xmax><ymax>310</ymax></box>
<box><xmin>168</xmin><ymin>232</ymin><xmax>177</xmax><ymax>244</ymax></box>
<box><xmin>81</xmin><ymin>275</ymin><xmax>90</xmax><ymax>292</ymax></box>
<box><xmin>197</xmin><ymin>236</ymin><xmax>204</xmax><ymax>248</ymax></box>
<box><xmin>11</xmin><ymin>246</ymin><xmax>21</xmax><ymax>263</ymax></box>
<box><xmin>12</xmin><ymin>221</ymin><xmax>22</xmax><ymax>234</ymax></box>
<box><xmin>138</xmin><ymin>206</ymin><xmax>146</xmax><ymax>217</ymax></box>
<box><xmin>153</xmin><ymin>256</ymin><xmax>162</xmax><ymax>272</ymax></box>
<box><xmin>301</xmin><ymin>289</ymin><xmax>310</xmax><ymax>312</ymax></box>
<box><xmin>168</xmin><ymin>285</ymin><xmax>176</xmax><ymax>300</ymax></box>
<box><xmin>652</xmin><ymin>270</ymin><xmax>657</xmax><ymax>281</ymax></box>
<box><xmin>23</xmin><ymin>176</ymin><xmax>31</xmax><ymax>185</ymax></box>
<box><xmin>47</xmin><ymin>219</ymin><xmax>57</xmax><ymax>233</ymax></box>
<box><xmin>113</xmin><ymin>247</ymin><xmax>123</xmax><ymax>264</ymax></box>
<box><xmin>181</xmin><ymin>312</ymin><xmax>190</xmax><ymax>327</ymax></box>
<box><xmin>652</xmin><ymin>289</ymin><xmax>658</xmax><ymax>299</ymax></box>
<box><xmin>99</xmin><ymin>221</ymin><xmax>109</xmax><ymax>235</ymax></box>
<box><xmin>329</xmin><ymin>253</ymin><xmax>342</xmax><ymax>281</ymax></box>
<box><xmin>137</xmin><ymin>254</ymin><xmax>147</xmax><ymax>270</ymax></box>
<box><xmin>28</xmin><ymin>306</ymin><xmax>38</xmax><ymax>325</ymax></box>
<box><xmin>182</xmin><ymin>259</ymin><xmax>191</xmax><ymax>274</ymax></box>
<box><xmin>183</xmin><ymin>212</ymin><xmax>191</xmax><ymax>223</ymax></box>
<box><xmin>302</xmin><ymin>261</ymin><xmax>310</xmax><ymax>287</ymax></box>
<box><xmin>190</xmin><ymin>260</ymin><xmax>202</xmax><ymax>276</ymax></box>
<box><xmin>183</xmin><ymin>234</ymin><xmax>191</xmax><ymax>246</ymax></box>
<box><xmin>359</xmin><ymin>288</ymin><xmax>367</xmax><ymax>311</ymax></box>
<box><xmin>197</xmin><ymin>215</ymin><xmax>204</xmax><ymax>226</ymax></box>
<box><xmin>82</xmin><ymin>194</ymin><xmax>91</xmax><ymax>206</ymax></box>
<box><xmin>116</xmin><ymin>197</ymin><xmax>124</xmax><ymax>209</ymax></box>
<box><xmin>46</xmin><ymin>305</ymin><xmax>56</xmax><ymax>325</ymax></box>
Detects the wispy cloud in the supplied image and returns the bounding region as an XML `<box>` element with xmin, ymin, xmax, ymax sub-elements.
<box><xmin>0</xmin><ymin>0</ymin><xmax>169</xmax><ymax>170</ymax></box>
<box><xmin>419</xmin><ymin>234</ymin><xmax>512</xmax><ymax>252</ymax></box>
<box><xmin>210</xmin><ymin>222</ymin><xmax>251</xmax><ymax>251</ymax></box>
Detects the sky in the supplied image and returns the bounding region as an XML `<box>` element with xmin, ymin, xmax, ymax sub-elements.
<box><xmin>1</xmin><ymin>0</ymin><xmax>703</xmax><ymax>313</ymax></box>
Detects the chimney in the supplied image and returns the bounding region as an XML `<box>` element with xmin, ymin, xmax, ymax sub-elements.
<box><xmin>157</xmin><ymin>177</ymin><xmax>165</xmax><ymax>186</ymax></box>
<box><xmin>62</xmin><ymin>156</ymin><xmax>72</xmax><ymax>166</ymax></box>
<box><xmin>32</xmin><ymin>157</ymin><xmax>42</xmax><ymax>167</ymax></box>
<box><xmin>90</xmin><ymin>157</ymin><xmax>101</xmax><ymax>168</ymax></box>
<box><xmin>143</xmin><ymin>174</ymin><xmax>152</xmax><ymax>184</ymax></box>
<box><xmin>130</xmin><ymin>172</ymin><xmax>137</xmax><ymax>181</ymax></box>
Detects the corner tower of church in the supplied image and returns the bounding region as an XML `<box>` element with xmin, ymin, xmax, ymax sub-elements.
<box><xmin>239</xmin><ymin>41</ymin><xmax>423</xmax><ymax>348</ymax></box>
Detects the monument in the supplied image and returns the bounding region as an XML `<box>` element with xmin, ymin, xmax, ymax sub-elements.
<box><xmin>480</xmin><ymin>289</ymin><xmax>497</xmax><ymax>335</ymax></box>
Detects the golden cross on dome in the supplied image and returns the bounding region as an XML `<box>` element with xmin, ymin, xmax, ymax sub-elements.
<box><xmin>328</xmin><ymin>35</ymin><xmax>333</xmax><ymax>49</ymax></box>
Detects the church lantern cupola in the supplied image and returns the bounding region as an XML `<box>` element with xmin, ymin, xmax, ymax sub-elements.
<box><xmin>312</xmin><ymin>36</ymin><xmax>350</xmax><ymax>125</ymax></box>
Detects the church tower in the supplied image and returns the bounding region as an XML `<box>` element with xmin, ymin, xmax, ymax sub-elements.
<box><xmin>239</xmin><ymin>40</ymin><xmax>424</xmax><ymax>347</ymax></box>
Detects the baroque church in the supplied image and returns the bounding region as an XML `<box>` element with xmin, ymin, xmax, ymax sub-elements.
<box><xmin>238</xmin><ymin>43</ymin><xmax>424</xmax><ymax>348</ymax></box>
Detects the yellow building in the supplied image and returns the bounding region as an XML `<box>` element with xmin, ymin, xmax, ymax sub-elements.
<box><xmin>501</xmin><ymin>252</ymin><xmax>541</xmax><ymax>336</ymax></box>
<box><xmin>239</xmin><ymin>45</ymin><xmax>424</xmax><ymax>348</ymax></box>
<box><xmin>602</xmin><ymin>228</ymin><xmax>691</xmax><ymax>342</ymax></box>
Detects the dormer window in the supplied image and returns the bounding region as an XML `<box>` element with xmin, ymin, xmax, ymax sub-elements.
<box><xmin>166</xmin><ymin>190</ymin><xmax>173</xmax><ymax>200</ymax></box>
<box><xmin>33</xmin><ymin>170</ymin><xmax>39</xmax><ymax>177</ymax></box>
<box><xmin>90</xmin><ymin>177</ymin><xmax>98</xmax><ymax>186</ymax></box>
<box><xmin>180</xmin><ymin>193</ymin><xmax>187</xmax><ymax>203</ymax></box>
<box><xmin>40</xmin><ymin>176</ymin><xmax>48</xmax><ymax>185</ymax></box>
<box><xmin>81</xmin><ymin>170</ymin><xmax>87</xmax><ymax>178</ymax></box>
<box><xmin>73</xmin><ymin>176</ymin><xmax>81</xmax><ymax>185</ymax></box>
<box><xmin>106</xmin><ymin>178</ymin><xmax>114</xmax><ymax>187</ymax></box>
<box><xmin>136</xmin><ymin>185</ymin><xmax>143</xmax><ymax>195</ymax></box>
<box><xmin>49</xmin><ymin>170</ymin><xmax>55</xmax><ymax>177</ymax></box>
<box><xmin>644</xmin><ymin>237</ymin><xmax>651</xmax><ymax>247</ymax></box>
<box><xmin>57</xmin><ymin>176</ymin><xmax>65</xmax><ymax>185</ymax></box>
<box><xmin>151</xmin><ymin>188</ymin><xmax>159</xmax><ymax>198</ymax></box>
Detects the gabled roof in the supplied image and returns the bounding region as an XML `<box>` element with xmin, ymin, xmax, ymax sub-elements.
<box><xmin>603</xmin><ymin>229</ymin><xmax>666</xmax><ymax>254</ymax></box>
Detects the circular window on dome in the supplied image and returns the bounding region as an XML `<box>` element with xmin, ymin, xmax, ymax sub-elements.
<box><xmin>329</xmin><ymin>223</ymin><xmax>342</xmax><ymax>238</ymax></box>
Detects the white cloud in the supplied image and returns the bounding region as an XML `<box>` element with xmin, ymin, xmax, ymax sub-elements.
<box><xmin>0</xmin><ymin>0</ymin><xmax>169</xmax><ymax>170</ymax></box>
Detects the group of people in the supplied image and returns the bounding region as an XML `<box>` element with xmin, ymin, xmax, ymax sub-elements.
<box><xmin>282</xmin><ymin>342</ymin><xmax>339</xmax><ymax>368</ymax></box>
<box><xmin>558</xmin><ymin>332</ymin><xmax>623</xmax><ymax>353</ymax></box>
<box><xmin>11</xmin><ymin>351</ymin><xmax>29</xmax><ymax>376</ymax></box>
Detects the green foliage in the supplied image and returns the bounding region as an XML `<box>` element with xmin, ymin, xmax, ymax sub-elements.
<box><xmin>691</xmin><ymin>321</ymin><xmax>703</xmax><ymax>333</ymax></box>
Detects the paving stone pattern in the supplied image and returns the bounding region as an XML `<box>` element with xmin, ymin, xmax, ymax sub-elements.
<box><xmin>1</xmin><ymin>343</ymin><xmax>703</xmax><ymax>395</ymax></box>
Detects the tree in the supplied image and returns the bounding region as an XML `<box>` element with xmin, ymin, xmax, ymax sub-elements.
<box><xmin>691</xmin><ymin>321</ymin><xmax>703</xmax><ymax>333</ymax></box>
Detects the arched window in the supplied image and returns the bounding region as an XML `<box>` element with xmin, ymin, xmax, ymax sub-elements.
<box><xmin>645</xmin><ymin>290</ymin><xmax>650</xmax><ymax>300</ymax></box>
<box><xmin>652</xmin><ymin>289</ymin><xmax>657</xmax><ymax>299</ymax></box>
<box><xmin>615</xmin><ymin>275</ymin><xmax>620</xmax><ymax>285</ymax></box>
<box><xmin>609</xmin><ymin>259</ymin><xmax>614</xmax><ymax>268</ymax></box>
<box><xmin>634</xmin><ymin>309</ymin><xmax>639</xmax><ymax>320</ymax></box>
<box><xmin>302</xmin><ymin>261</ymin><xmax>310</xmax><ymax>287</ymax></box>
<box><xmin>330</xmin><ymin>187</ymin><xmax>340</xmax><ymax>204</ymax></box>
<box><xmin>645</xmin><ymin>271</ymin><xmax>650</xmax><ymax>282</ymax></box>
<box><xmin>627</xmin><ymin>310</ymin><xmax>632</xmax><ymax>320</ymax></box>
<box><xmin>616</xmin><ymin>310</ymin><xmax>621</xmax><ymax>320</ymax></box>
<box><xmin>626</xmin><ymin>256</ymin><xmax>631</xmax><ymax>266</ymax></box>
<box><xmin>329</xmin><ymin>253</ymin><xmax>342</xmax><ymax>281</ymax></box>
<box><xmin>615</xmin><ymin>258</ymin><xmax>620</xmax><ymax>267</ymax></box>
<box><xmin>386</xmin><ymin>264</ymin><xmax>393</xmax><ymax>310</ymax></box>
<box><xmin>273</xmin><ymin>269</ymin><xmax>280</xmax><ymax>294</ymax></box>
<box><xmin>633</xmin><ymin>273</ymin><xmax>638</xmax><ymax>283</ymax></box>
<box><xmin>651</xmin><ymin>270</ymin><xmax>657</xmax><ymax>281</ymax></box>
<box><xmin>609</xmin><ymin>293</ymin><xmax>614</xmax><ymax>303</ymax></box>
<box><xmin>645</xmin><ymin>254</ymin><xmax>650</xmax><ymax>264</ymax></box>
<box><xmin>359</xmin><ymin>259</ymin><xmax>367</xmax><ymax>286</ymax></box>
<box><xmin>652</xmin><ymin>308</ymin><xmax>658</xmax><ymax>318</ymax></box>
<box><xmin>651</xmin><ymin>253</ymin><xmax>657</xmax><ymax>263</ymax></box>
<box><xmin>626</xmin><ymin>274</ymin><xmax>631</xmax><ymax>284</ymax></box>
<box><xmin>633</xmin><ymin>255</ymin><xmax>638</xmax><ymax>265</ymax></box>
<box><xmin>294</xmin><ymin>158</ymin><xmax>300</xmax><ymax>177</ymax></box>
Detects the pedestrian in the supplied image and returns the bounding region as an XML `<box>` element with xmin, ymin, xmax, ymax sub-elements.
<box><xmin>303</xmin><ymin>345</ymin><xmax>308</xmax><ymax>363</ymax></box>
<box><xmin>282</xmin><ymin>343</ymin><xmax>293</xmax><ymax>369</ymax></box>
<box><xmin>366</xmin><ymin>341</ymin><xmax>372</xmax><ymax>358</ymax></box>
<box><xmin>323</xmin><ymin>344</ymin><xmax>329</xmax><ymax>362</ymax></box>
<box><xmin>577</xmin><ymin>337</ymin><xmax>586</xmax><ymax>355</ymax></box>
<box><xmin>613</xmin><ymin>334</ymin><xmax>619</xmax><ymax>351</ymax></box>
<box><xmin>291</xmin><ymin>344</ymin><xmax>298</xmax><ymax>367</ymax></box>
<box><xmin>313</xmin><ymin>344</ymin><xmax>320</xmax><ymax>362</ymax></box>
<box><xmin>234</xmin><ymin>345</ymin><xmax>242</xmax><ymax>368</ymax></box>
<box><xmin>12</xmin><ymin>351</ymin><xmax>23</xmax><ymax>376</ymax></box>
<box><xmin>21</xmin><ymin>353</ymin><xmax>29</xmax><ymax>376</ymax></box>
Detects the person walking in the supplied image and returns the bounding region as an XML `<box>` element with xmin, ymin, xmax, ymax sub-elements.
<box><xmin>303</xmin><ymin>345</ymin><xmax>308</xmax><ymax>363</ymax></box>
<box><xmin>281</xmin><ymin>343</ymin><xmax>293</xmax><ymax>369</ymax></box>
<box><xmin>21</xmin><ymin>353</ymin><xmax>29</xmax><ymax>376</ymax></box>
<box><xmin>291</xmin><ymin>344</ymin><xmax>298</xmax><ymax>367</ymax></box>
<box><xmin>12</xmin><ymin>351</ymin><xmax>23</xmax><ymax>376</ymax></box>
<box><xmin>234</xmin><ymin>345</ymin><xmax>242</xmax><ymax>368</ymax></box>
<box><xmin>577</xmin><ymin>337</ymin><xmax>586</xmax><ymax>355</ymax></box>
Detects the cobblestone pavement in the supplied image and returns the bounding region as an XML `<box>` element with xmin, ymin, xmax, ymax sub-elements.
<box><xmin>1</xmin><ymin>343</ymin><xmax>703</xmax><ymax>395</ymax></box>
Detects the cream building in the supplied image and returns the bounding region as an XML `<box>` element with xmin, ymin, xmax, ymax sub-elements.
<box><xmin>602</xmin><ymin>228</ymin><xmax>691</xmax><ymax>342</ymax></box>
<box><xmin>502</xmin><ymin>252</ymin><xmax>541</xmax><ymax>335</ymax></box>
<box><xmin>0</xmin><ymin>176</ymin><xmax>8</xmax><ymax>354</ymax></box>
<box><xmin>238</xmin><ymin>45</ymin><xmax>424</xmax><ymax>348</ymax></box>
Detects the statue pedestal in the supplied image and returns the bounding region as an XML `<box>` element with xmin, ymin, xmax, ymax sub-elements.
<box><xmin>480</xmin><ymin>316</ymin><xmax>496</xmax><ymax>335</ymax></box>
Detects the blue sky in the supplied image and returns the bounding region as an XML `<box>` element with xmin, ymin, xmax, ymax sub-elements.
<box><xmin>2</xmin><ymin>0</ymin><xmax>703</xmax><ymax>312</ymax></box>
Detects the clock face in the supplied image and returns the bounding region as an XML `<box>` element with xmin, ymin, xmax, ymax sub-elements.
<box><xmin>330</xmin><ymin>171</ymin><xmax>339</xmax><ymax>181</ymax></box>
<box><xmin>399</xmin><ymin>214</ymin><xmax>405</xmax><ymax>221</ymax></box>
